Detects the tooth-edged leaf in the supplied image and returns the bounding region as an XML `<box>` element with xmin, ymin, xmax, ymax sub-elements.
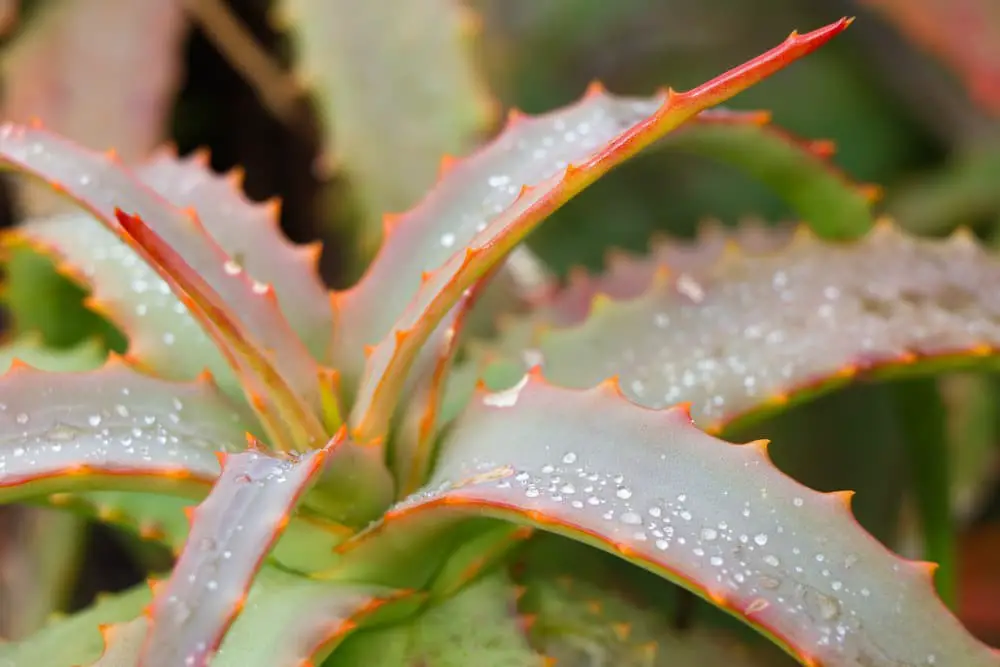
<box><xmin>0</xmin><ymin>582</ymin><xmax>150</xmax><ymax>667</ymax></box>
<box><xmin>340</xmin><ymin>376</ymin><xmax>999</xmax><ymax>666</ymax></box>
<box><xmin>112</xmin><ymin>208</ymin><xmax>326</xmax><ymax>452</ymax></box>
<box><xmin>279</xmin><ymin>0</ymin><xmax>494</xmax><ymax>259</ymax></box>
<box><xmin>0</xmin><ymin>332</ymin><xmax>106</xmax><ymax>373</ymax></box>
<box><xmin>89</xmin><ymin>618</ymin><xmax>147</xmax><ymax>667</ymax></box>
<box><xmin>345</xmin><ymin>19</ymin><xmax>853</xmax><ymax>443</ymax></box>
<box><xmin>519</xmin><ymin>567</ymin><xmax>790</xmax><ymax>666</ymax></box>
<box><xmin>128</xmin><ymin>151</ymin><xmax>332</xmax><ymax>360</ymax></box>
<box><xmin>328</xmin><ymin>572</ymin><xmax>548</xmax><ymax>667</ymax></box>
<box><xmin>0</xmin><ymin>567</ymin><xmax>408</xmax><ymax>667</ymax></box>
<box><xmin>1</xmin><ymin>244</ymin><xmax>126</xmax><ymax>350</ymax></box>
<box><xmin>662</xmin><ymin>109</ymin><xmax>879</xmax><ymax>239</ymax></box>
<box><xmin>208</xmin><ymin>568</ymin><xmax>417</xmax><ymax>667</ymax></box>
<box><xmin>0</xmin><ymin>0</ymin><xmax>187</xmax><ymax>217</ymax></box>
<box><xmin>543</xmin><ymin>219</ymin><xmax>796</xmax><ymax>327</ymax></box>
<box><xmin>0</xmin><ymin>357</ymin><xmax>254</xmax><ymax>502</ymax></box>
<box><xmin>4</xmin><ymin>151</ymin><xmax>330</xmax><ymax>392</ymax></box>
<box><xmin>0</xmin><ymin>125</ymin><xmax>325</xmax><ymax>448</ymax></box>
<box><xmin>482</xmin><ymin>222</ymin><xmax>1000</xmax><ymax>434</ymax></box>
<box><xmin>140</xmin><ymin>437</ymin><xmax>333</xmax><ymax>666</ymax></box>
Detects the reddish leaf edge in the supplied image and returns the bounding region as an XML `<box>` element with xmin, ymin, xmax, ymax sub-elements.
<box><xmin>342</xmin><ymin>369</ymin><xmax>1000</xmax><ymax>667</ymax></box>
<box><xmin>0</xmin><ymin>354</ymin><xmax>236</xmax><ymax>501</ymax></box>
<box><xmin>113</xmin><ymin>209</ymin><xmax>327</xmax><ymax>453</ymax></box>
<box><xmin>678</xmin><ymin>108</ymin><xmax>883</xmax><ymax>207</ymax></box>
<box><xmin>478</xmin><ymin>219</ymin><xmax>1000</xmax><ymax>437</ymax></box>
<box><xmin>138</xmin><ymin>431</ymin><xmax>338</xmax><ymax>666</ymax></box>
<box><xmin>346</xmin><ymin>18</ymin><xmax>854</xmax><ymax>446</ymax></box>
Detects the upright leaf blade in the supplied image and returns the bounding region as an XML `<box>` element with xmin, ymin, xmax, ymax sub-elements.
<box><xmin>279</xmin><ymin>0</ymin><xmax>493</xmax><ymax>258</ymax></box>
<box><xmin>0</xmin><ymin>357</ymin><xmax>253</xmax><ymax>502</ymax></box>
<box><xmin>340</xmin><ymin>376</ymin><xmax>999</xmax><ymax>666</ymax></box>
<box><xmin>346</xmin><ymin>19</ymin><xmax>854</xmax><ymax>443</ymax></box>
<box><xmin>139</xmin><ymin>438</ymin><xmax>333</xmax><ymax>666</ymax></box>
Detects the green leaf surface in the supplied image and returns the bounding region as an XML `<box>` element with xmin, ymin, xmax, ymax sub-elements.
<box><xmin>341</xmin><ymin>376</ymin><xmax>998</xmax><ymax>666</ymax></box>
<box><xmin>663</xmin><ymin>109</ymin><xmax>878</xmax><ymax>239</ymax></box>
<box><xmin>1</xmin><ymin>245</ymin><xmax>124</xmax><ymax>350</ymax></box>
<box><xmin>476</xmin><ymin>222</ymin><xmax>1000</xmax><ymax>435</ymax></box>
<box><xmin>329</xmin><ymin>572</ymin><xmax>546</xmax><ymax>667</ymax></box>
<box><xmin>0</xmin><ymin>583</ymin><xmax>149</xmax><ymax>667</ymax></box>
<box><xmin>279</xmin><ymin>0</ymin><xmax>493</xmax><ymax>258</ymax></box>
<box><xmin>0</xmin><ymin>130</ymin><xmax>326</xmax><ymax>418</ymax></box>
<box><xmin>140</xmin><ymin>441</ymin><xmax>331</xmax><ymax>665</ymax></box>
<box><xmin>519</xmin><ymin>564</ymin><xmax>791</xmax><ymax>666</ymax></box>
<box><xmin>345</xmin><ymin>19</ymin><xmax>852</xmax><ymax>444</ymax></box>
<box><xmin>0</xmin><ymin>357</ymin><xmax>253</xmax><ymax>502</ymax></box>
<box><xmin>0</xmin><ymin>568</ymin><xmax>406</xmax><ymax>667</ymax></box>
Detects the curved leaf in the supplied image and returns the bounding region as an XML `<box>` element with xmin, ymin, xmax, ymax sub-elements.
<box><xmin>340</xmin><ymin>375</ymin><xmax>999</xmax><ymax>666</ymax></box>
<box><xmin>0</xmin><ymin>568</ymin><xmax>408</xmax><ymax>667</ymax></box>
<box><xmin>345</xmin><ymin>19</ymin><xmax>853</xmax><ymax>444</ymax></box>
<box><xmin>0</xmin><ymin>357</ymin><xmax>253</xmax><ymax>502</ymax></box>
<box><xmin>279</xmin><ymin>0</ymin><xmax>493</xmax><ymax>257</ymax></box>
<box><xmin>477</xmin><ymin>222</ymin><xmax>1000</xmax><ymax>434</ymax></box>
<box><xmin>663</xmin><ymin>109</ymin><xmax>879</xmax><ymax>239</ymax></box>
<box><xmin>329</xmin><ymin>572</ymin><xmax>546</xmax><ymax>666</ymax></box>
<box><xmin>0</xmin><ymin>125</ymin><xmax>326</xmax><ymax>449</ymax></box>
<box><xmin>140</xmin><ymin>438</ymin><xmax>332</xmax><ymax>665</ymax></box>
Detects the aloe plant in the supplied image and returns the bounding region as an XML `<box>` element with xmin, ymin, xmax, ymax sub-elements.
<box><xmin>0</xmin><ymin>17</ymin><xmax>997</xmax><ymax>666</ymax></box>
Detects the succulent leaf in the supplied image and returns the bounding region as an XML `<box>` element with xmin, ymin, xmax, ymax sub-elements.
<box><xmin>279</xmin><ymin>0</ymin><xmax>494</xmax><ymax>257</ymax></box>
<box><xmin>476</xmin><ymin>222</ymin><xmax>1000</xmax><ymax>434</ymax></box>
<box><xmin>0</xmin><ymin>125</ymin><xmax>326</xmax><ymax>449</ymax></box>
<box><xmin>90</xmin><ymin>618</ymin><xmax>147</xmax><ymax>666</ymax></box>
<box><xmin>3</xmin><ymin>149</ymin><xmax>331</xmax><ymax>388</ymax></box>
<box><xmin>0</xmin><ymin>334</ymin><xmax>103</xmax><ymax>638</ymax></box>
<box><xmin>0</xmin><ymin>357</ymin><xmax>253</xmax><ymax>502</ymax></box>
<box><xmin>112</xmin><ymin>209</ymin><xmax>325</xmax><ymax>451</ymax></box>
<box><xmin>345</xmin><ymin>19</ymin><xmax>853</xmax><ymax>444</ymax></box>
<box><xmin>341</xmin><ymin>375</ymin><xmax>999</xmax><ymax>666</ymax></box>
<box><xmin>0</xmin><ymin>568</ymin><xmax>406</xmax><ymax>667</ymax></box>
<box><xmin>328</xmin><ymin>572</ymin><xmax>548</xmax><ymax>667</ymax></box>
<box><xmin>139</xmin><ymin>437</ymin><xmax>334</xmax><ymax>665</ymax></box>
<box><xmin>664</xmin><ymin>109</ymin><xmax>879</xmax><ymax>239</ymax></box>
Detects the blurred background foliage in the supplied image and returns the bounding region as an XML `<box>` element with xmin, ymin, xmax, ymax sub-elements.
<box><xmin>0</xmin><ymin>0</ymin><xmax>997</xmax><ymax>653</ymax></box>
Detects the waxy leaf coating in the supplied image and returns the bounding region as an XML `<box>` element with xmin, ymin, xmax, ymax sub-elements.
<box><xmin>480</xmin><ymin>223</ymin><xmax>1000</xmax><ymax>433</ymax></box>
<box><xmin>347</xmin><ymin>376</ymin><xmax>999</xmax><ymax>666</ymax></box>
<box><xmin>347</xmin><ymin>19</ymin><xmax>853</xmax><ymax>443</ymax></box>
<box><xmin>0</xmin><ymin>125</ymin><xmax>324</xmax><ymax>414</ymax></box>
<box><xmin>0</xmin><ymin>357</ymin><xmax>252</xmax><ymax>502</ymax></box>
<box><xmin>140</xmin><ymin>439</ymin><xmax>332</xmax><ymax>666</ymax></box>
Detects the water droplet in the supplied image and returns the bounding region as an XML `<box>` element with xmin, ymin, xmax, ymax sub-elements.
<box><xmin>655</xmin><ymin>539</ymin><xmax>669</xmax><ymax>551</ymax></box>
<box><xmin>709</xmin><ymin>556</ymin><xmax>723</xmax><ymax>567</ymax></box>
<box><xmin>763</xmin><ymin>554</ymin><xmax>780</xmax><ymax>567</ymax></box>
<box><xmin>88</xmin><ymin>414</ymin><xmax>102</xmax><ymax>427</ymax></box>
<box><xmin>223</xmin><ymin>260</ymin><xmax>242</xmax><ymax>275</ymax></box>
<box><xmin>562</xmin><ymin>452</ymin><xmax>577</xmax><ymax>464</ymax></box>
<box><xmin>15</xmin><ymin>413</ymin><xmax>28</xmax><ymax>425</ymax></box>
<box><xmin>620</xmin><ymin>511</ymin><xmax>642</xmax><ymax>525</ymax></box>
<box><xmin>615</xmin><ymin>486</ymin><xmax>632</xmax><ymax>500</ymax></box>
<box><xmin>440</xmin><ymin>232</ymin><xmax>456</xmax><ymax>248</ymax></box>
<box><xmin>700</xmin><ymin>527</ymin><xmax>718</xmax><ymax>541</ymax></box>
<box><xmin>114</xmin><ymin>404</ymin><xmax>130</xmax><ymax>417</ymax></box>
<box><xmin>753</xmin><ymin>533</ymin><xmax>768</xmax><ymax>546</ymax></box>
<box><xmin>793</xmin><ymin>497</ymin><xmax>804</xmax><ymax>507</ymax></box>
